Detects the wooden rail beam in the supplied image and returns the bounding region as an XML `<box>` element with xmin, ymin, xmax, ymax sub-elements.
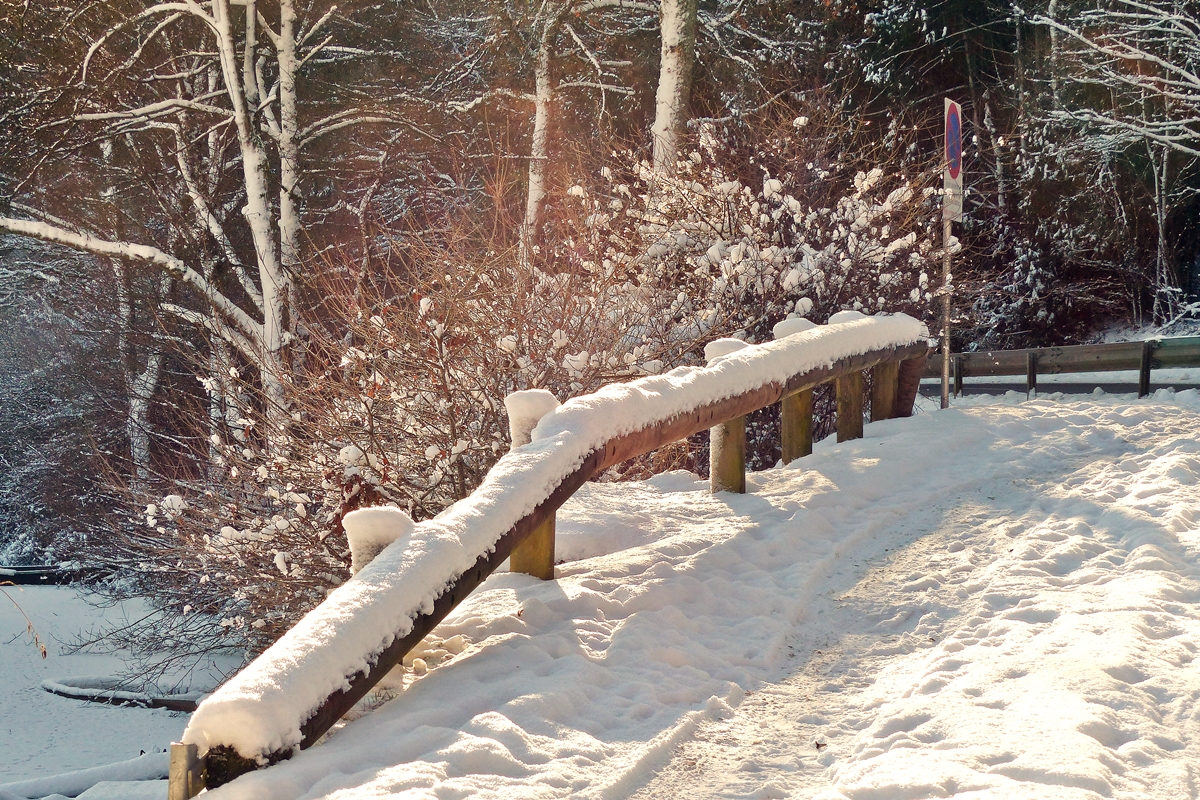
<box><xmin>924</xmin><ymin>336</ymin><xmax>1200</xmax><ymax>380</ymax></box>
<box><xmin>200</xmin><ymin>340</ymin><xmax>930</xmax><ymax>788</ymax></box>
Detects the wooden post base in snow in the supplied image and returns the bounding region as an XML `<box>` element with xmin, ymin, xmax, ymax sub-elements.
<box><xmin>710</xmin><ymin>416</ymin><xmax>746</xmax><ymax>493</ymax></box>
<box><xmin>510</xmin><ymin>514</ymin><xmax>555</xmax><ymax>580</ymax></box>
<box><xmin>836</xmin><ymin>370</ymin><xmax>864</xmax><ymax>442</ymax></box>
<box><xmin>168</xmin><ymin>742</ymin><xmax>204</xmax><ymax>800</ymax></box>
<box><xmin>871</xmin><ymin>361</ymin><xmax>899</xmax><ymax>422</ymax></box>
<box><xmin>780</xmin><ymin>389</ymin><xmax>814</xmax><ymax>464</ymax></box>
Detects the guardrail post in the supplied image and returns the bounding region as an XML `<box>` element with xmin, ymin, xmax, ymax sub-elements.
<box><xmin>169</xmin><ymin>742</ymin><xmax>204</xmax><ymax>800</ymax></box>
<box><xmin>505</xmin><ymin>389</ymin><xmax>562</xmax><ymax>580</ymax></box>
<box><xmin>1026</xmin><ymin>352</ymin><xmax>1037</xmax><ymax>397</ymax></box>
<box><xmin>836</xmin><ymin>370</ymin><xmax>864</xmax><ymax>442</ymax></box>
<box><xmin>952</xmin><ymin>355</ymin><xmax>963</xmax><ymax>397</ymax></box>
<box><xmin>510</xmin><ymin>516</ymin><xmax>555</xmax><ymax>580</ymax></box>
<box><xmin>895</xmin><ymin>352</ymin><xmax>928</xmax><ymax>417</ymax></box>
<box><xmin>871</xmin><ymin>361</ymin><xmax>899</xmax><ymax>422</ymax></box>
<box><xmin>1139</xmin><ymin>341</ymin><xmax>1154</xmax><ymax>398</ymax></box>
<box><xmin>773</xmin><ymin>318</ymin><xmax>817</xmax><ymax>464</ymax></box>
<box><xmin>710</xmin><ymin>413</ymin><xmax>746</xmax><ymax>493</ymax></box>
<box><xmin>705</xmin><ymin>338</ymin><xmax>749</xmax><ymax>493</ymax></box>
<box><xmin>780</xmin><ymin>389</ymin><xmax>813</xmax><ymax>464</ymax></box>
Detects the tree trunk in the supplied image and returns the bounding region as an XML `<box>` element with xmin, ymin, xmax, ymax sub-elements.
<box><xmin>521</xmin><ymin>19</ymin><xmax>558</xmax><ymax>262</ymax></box>
<box><xmin>213</xmin><ymin>0</ymin><xmax>291</xmax><ymax>449</ymax></box>
<box><xmin>1151</xmin><ymin>144</ymin><xmax>1178</xmax><ymax>324</ymax></box>
<box><xmin>651</xmin><ymin>0</ymin><xmax>698</xmax><ymax>175</ymax></box>
<box><xmin>279</xmin><ymin>0</ymin><xmax>301</xmax><ymax>299</ymax></box>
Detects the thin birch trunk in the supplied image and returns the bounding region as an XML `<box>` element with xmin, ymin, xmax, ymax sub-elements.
<box><xmin>212</xmin><ymin>0</ymin><xmax>290</xmax><ymax>448</ymax></box>
<box><xmin>651</xmin><ymin>0</ymin><xmax>697</xmax><ymax>176</ymax></box>
<box><xmin>521</xmin><ymin>23</ymin><xmax>557</xmax><ymax>262</ymax></box>
<box><xmin>279</xmin><ymin>0</ymin><xmax>301</xmax><ymax>291</ymax></box>
<box><xmin>1151</xmin><ymin>144</ymin><xmax>1178</xmax><ymax>324</ymax></box>
<box><xmin>110</xmin><ymin>260</ymin><xmax>168</xmax><ymax>486</ymax></box>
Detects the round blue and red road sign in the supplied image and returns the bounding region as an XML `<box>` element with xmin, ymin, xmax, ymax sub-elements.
<box><xmin>946</xmin><ymin>102</ymin><xmax>962</xmax><ymax>180</ymax></box>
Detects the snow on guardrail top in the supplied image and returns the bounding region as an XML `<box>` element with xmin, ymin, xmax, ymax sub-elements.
<box><xmin>182</xmin><ymin>313</ymin><xmax>927</xmax><ymax>761</ymax></box>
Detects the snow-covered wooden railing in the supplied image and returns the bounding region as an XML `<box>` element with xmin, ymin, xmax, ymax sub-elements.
<box><xmin>172</xmin><ymin>313</ymin><xmax>930</xmax><ymax>794</ymax></box>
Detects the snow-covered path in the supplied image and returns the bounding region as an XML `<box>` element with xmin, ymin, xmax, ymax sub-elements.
<box><xmin>636</xmin><ymin>397</ymin><xmax>1200</xmax><ymax>799</ymax></box>
<box><xmin>202</xmin><ymin>391</ymin><xmax>1200</xmax><ymax>800</ymax></box>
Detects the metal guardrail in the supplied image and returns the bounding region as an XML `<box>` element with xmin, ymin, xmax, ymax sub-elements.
<box><xmin>925</xmin><ymin>336</ymin><xmax>1200</xmax><ymax>398</ymax></box>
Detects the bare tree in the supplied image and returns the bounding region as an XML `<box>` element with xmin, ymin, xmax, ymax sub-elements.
<box><xmin>0</xmin><ymin>0</ymin><xmax>437</xmax><ymax>453</ymax></box>
<box><xmin>1035</xmin><ymin>0</ymin><xmax>1200</xmax><ymax>321</ymax></box>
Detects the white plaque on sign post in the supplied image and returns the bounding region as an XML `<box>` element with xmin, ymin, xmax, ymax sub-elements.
<box><xmin>943</xmin><ymin>98</ymin><xmax>964</xmax><ymax>222</ymax></box>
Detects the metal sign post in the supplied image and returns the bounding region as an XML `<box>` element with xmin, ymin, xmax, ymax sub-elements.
<box><xmin>941</xmin><ymin>98</ymin><xmax>964</xmax><ymax>409</ymax></box>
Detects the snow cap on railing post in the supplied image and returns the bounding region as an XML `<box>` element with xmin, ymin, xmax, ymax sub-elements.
<box><xmin>704</xmin><ymin>337</ymin><xmax>748</xmax><ymax>363</ymax></box>
<box><xmin>772</xmin><ymin>317</ymin><xmax>818</xmax><ymax>340</ymax></box>
<box><xmin>343</xmin><ymin>506</ymin><xmax>415</xmax><ymax>574</ymax></box>
<box><xmin>504</xmin><ymin>389</ymin><xmax>561</xmax><ymax>449</ymax></box>
<box><xmin>828</xmin><ymin>309</ymin><xmax>868</xmax><ymax>324</ymax></box>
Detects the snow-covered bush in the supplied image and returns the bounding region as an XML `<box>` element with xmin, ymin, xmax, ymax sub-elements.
<box><xmin>555</xmin><ymin>122</ymin><xmax>937</xmax><ymax>344</ymax></box>
<box><xmin>74</xmin><ymin>109</ymin><xmax>942</xmax><ymax>674</ymax></box>
<box><xmin>549</xmin><ymin>109</ymin><xmax>940</xmax><ymax>465</ymax></box>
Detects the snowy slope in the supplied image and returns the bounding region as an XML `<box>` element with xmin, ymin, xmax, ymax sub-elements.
<box><xmin>202</xmin><ymin>390</ymin><xmax>1200</xmax><ymax>800</ymax></box>
<box><xmin>0</xmin><ymin>589</ymin><xmax>189</xmax><ymax>783</ymax></box>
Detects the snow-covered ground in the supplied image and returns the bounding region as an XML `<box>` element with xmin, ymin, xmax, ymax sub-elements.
<box><xmin>1099</xmin><ymin>319</ymin><xmax>1200</xmax><ymax>344</ymax></box>
<box><xmin>0</xmin><ymin>589</ymin><xmax>189</xmax><ymax>783</ymax></box>
<box><xmin>194</xmin><ymin>389</ymin><xmax>1200</xmax><ymax>799</ymax></box>
<box><xmin>9</xmin><ymin>389</ymin><xmax>1200</xmax><ymax>799</ymax></box>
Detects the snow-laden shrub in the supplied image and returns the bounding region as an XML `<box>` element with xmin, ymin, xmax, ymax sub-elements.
<box><xmin>76</xmin><ymin>113</ymin><xmax>943</xmax><ymax>674</ymax></box>
<box><xmin>554</xmin><ymin>119</ymin><xmax>937</xmax><ymax>346</ymax></box>
<box><xmin>549</xmin><ymin>114</ymin><xmax>940</xmax><ymax>466</ymax></box>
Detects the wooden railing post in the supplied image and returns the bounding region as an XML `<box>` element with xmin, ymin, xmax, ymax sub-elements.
<box><xmin>836</xmin><ymin>370</ymin><xmax>864</xmax><ymax>442</ymax></box>
<box><xmin>510</xmin><ymin>516</ymin><xmax>555</xmax><ymax>580</ymax></box>
<box><xmin>705</xmin><ymin>338</ymin><xmax>750</xmax><ymax>492</ymax></box>
<box><xmin>505</xmin><ymin>389</ymin><xmax>561</xmax><ymax>579</ymax></box>
<box><xmin>953</xmin><ymin>354</ymin><xmax>963</xmax><ymax>397</ymax></box>
<box><xmin>169</xmin><ymin>742</ymin><xmax>204</xmax><ymax>800</ymax></box>
<box><xmin>895</xmin><ymin>351</ymin><xmax>928</xmax><ymax>417</ymax></box>
<box><xmin>710</xmin><ymin>414</ymin><xmax>746</xmax><ymax>493</ymax></box>
<box><xmin>773</xmin><ymin>318</ymin><xmax>818</xmax><ymax>465</ymax></box>
<box><xmin>1026</xmin><ymin>351</ymin><xmax>1037</xmax><ymax>397</ymax></box>
<box><xmin>871</xmin><ymin>361</ymin><xmax>899</xmax><ymax>422</ymax></box>
<box><xmin>780</xmin><ymin>389</ymin><xmax>813</xmax><ymax>464</ymax></box>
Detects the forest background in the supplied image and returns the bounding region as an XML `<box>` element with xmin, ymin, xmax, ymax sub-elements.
<box><xmin>1</xmin><ymin>0</ymin><xmax>1198</xmax><ymax>676</ymax></box>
